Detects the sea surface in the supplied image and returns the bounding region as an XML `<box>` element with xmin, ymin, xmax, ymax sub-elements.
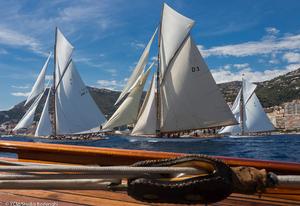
<box><xmin>0</xmin><ymin>134</ymin><xmax>299</xmax><ymax>163</ymax></box>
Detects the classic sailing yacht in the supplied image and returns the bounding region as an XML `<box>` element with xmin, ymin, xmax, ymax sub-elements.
<box><xmin>219</xmin><ymin>79</ymin><xmax>275</xmax><ymax>135</ymax></box>
<box><xmin>13</xmin><ymin>28</ymin><xmax>106</xmax><ymax>137</ymax></box>
<box><xmin>131</xmin><ymin>4</ymin><xmax>237</xmax><ymax>136</ymax></box>
<box><xmin>107</xmin><ymin>3</ymin><xmax>237</xmax><ymax>136</ymax></box>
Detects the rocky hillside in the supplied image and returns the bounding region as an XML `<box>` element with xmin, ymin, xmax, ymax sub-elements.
<box><xmin>1</xmin><ymin>68</ymin><xmax>300</xmax><ymax>124</ymax></box>
<box><xmin>219</xmin><ymin>68</ymin><xmax>300</xmax><ymax>107</ymax></box>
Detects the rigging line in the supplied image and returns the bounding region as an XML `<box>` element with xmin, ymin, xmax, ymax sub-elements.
<box><xmin>0</xmin><ymin>165</ymin><xmax>202</xmax><ymax>175</ymax></box>
<box><xmin>54</xmin><ymin>58</ymin><xmax>73</xmax><ymax>92</ymax></box>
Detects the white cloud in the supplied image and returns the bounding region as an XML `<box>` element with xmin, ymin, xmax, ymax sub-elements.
<box><xmin>265</xmin><ymin>27</ymin><xmax>280</xmax><ymax>35</ymax></box>
<box><xmin>96</xmin><ymin>79</ymin><xmax>125</xmax><ymax>91</ymax></box>
<box><xmin>282</xmin><ymin>52</ymin><xmax>300</xmax><ymax>63</ymax></box>
<box><xmin>0</xmin><ymin>26</ymin><xmax>43</xmax><ymax>55</ymax></box>
<box><xmin>211</xmin><ymin>64</ymin><xmax>298</xmax><ymax>84</ymax></box>
<box><xmin>11</xmin><ymin>85</ymin><xmax>29</xmax><ymax>89</ymax></box>
<box><xmin>76</xmin><ymin>56</ymin><xmax>104</xmax><ymax>68</ymax></box>
<box><xmin>151</xmin><ymin>56</ymin><xmax>158</xmax><ymax>62</ymax></box>
<box><xmin>45</xmin><ymin>75</ymin><xmax>53</xmax><ymax>81</ymax></box>
<box><xmin>105</xmin><ymin>68</ymin><xmax>118</xmax><ymax>77</ymax></box>
<box><xmin>11</xmin><ymin>92</ymin><xmax>30</xmax><ymax>97</ymax></box>
<box><xmin>199</xmin><ymin>32</ymin><xmax>300</xmax><ymax>57</ymax></box>
<box><xmin>233</xmin><ymin>63</ymin><xmax>250</xmax><ymax>69</ymax></box>
<box><xmin>131</xmin><ymin>41</ymin><xmax>146</xmax><ymax>50</ymax></box>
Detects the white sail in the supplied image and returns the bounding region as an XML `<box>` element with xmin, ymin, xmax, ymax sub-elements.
<box><xmin>25</xmin><ymin>53</ymin><xmax>51</xmax><ymax>106</ymax></box>
<box><xmin>132</xmin><ymin>74</ymin><xmax>157</xmax><ymax>136</ymax></box>
<box><xmin>160</xmin><ymin>36</ymin><xmax>237</xmax><ymax>132</ymax></box>
<box><xmin>35</xmin><ymin>89</ymin><xmax>52</xmax><ymax>136</ymax></box>
<box><xmin>243</xmin><ymin>93</ymin><xmax>274</xmax><ymax>132</ymax></box>
<box><xmin>219</xmin><ymin>79</ymin><xmax>274</xmax><ymax>134</ymax></box>
<box><xmin>103</xmin><ymin>65</ymin><xmax>152</xmax><ymax>130</ymax></box>
<box><xmin>231</xmin><ymin>89</ymin><xmax>242</xmax><ymax>116</ymax></box>
<box><xmin>55</xmin><ymin>61</ymin><xmax>106</xmax><ymax>134</ymax></box>
<box><xmin>13</xmin><ymin>92</ymin><xmax>44</xmax><ymax>131</ymax></box>
<box><xmin>242</xmin><ymin>79</ymin><xmax>257</xmax><ymax>104</ymax></box>
<box><xmin>55</xmin><ymin>28</ymin><xmax>74</xmax><ymax>88</ymax></box>
<box><xmin>160</xmin><ymin>3</ymin><xmax>195</xmax><ymax>79</ymax></box>
<box><xmin>115</xmin><ymin>28</ymin><xmax>157</xmax><ymax>105</ymax></box>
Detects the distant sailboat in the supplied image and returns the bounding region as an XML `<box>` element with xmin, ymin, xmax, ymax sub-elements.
<box><xmin>13</xmin><ymin>28</ymin><xmax>106</xmax><ymax>137</ymax></box>
<box><xmin>131</xmin><ymin>3</ymin><xmax>237</xmax><ymax>136</ymax></box>
<box><xmin>219</xmin><ymin>79</ymin><xmax>275</xmax><ymax>135</ymax></box>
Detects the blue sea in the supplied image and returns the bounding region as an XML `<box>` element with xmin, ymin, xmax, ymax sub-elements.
<box><xmin>0</xmin><ymin>134</ymin><xmax>299</xmax><ymax>163</ymax></box>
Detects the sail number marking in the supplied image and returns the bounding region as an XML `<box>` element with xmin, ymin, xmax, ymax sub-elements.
<box><xmin>192</xmin><ymin>66</ymin><xmax>200</xmax><ymax>72</ymax></box>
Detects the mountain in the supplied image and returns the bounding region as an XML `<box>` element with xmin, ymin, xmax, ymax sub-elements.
<box><xmin>1</xmin><ymin>68</ymin><xmax>300</xmax><ymax>124</ymax></box>
<box><xmin>218</xmin><ymin>68</ymin><xmax>300</xmax><ymax>107</ymax></box>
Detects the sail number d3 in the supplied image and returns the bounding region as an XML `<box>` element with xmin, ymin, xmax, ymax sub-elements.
<box><xmin>192</xmin><ymin>66</ymin><xmax>200</xmax><ymax>72</ymax></box>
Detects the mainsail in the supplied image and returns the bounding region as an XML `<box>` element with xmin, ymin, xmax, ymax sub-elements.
<box><xmin>55</xmin><ymin>61</ymin><xmax>106</xmax><ymax>134</ymax></box>
<box><xmin>13</xmin><ymin>92</ymin><xmax>44</xmax><ymax>131</ymax></box>
<box><xmin>25</xmin><ymin>53</ymin><xmax>51</xmax><ymax>106</ymax></box>
<box><xmin>103</xmin><ymin>64</ymin><xmax>152</xmax><ymax>130</ymax></box>
<box><xmin>160</xmin><ymin>36</ymin><xmax>237</xmax><ymax>132</ymax></box>
<box><xmin>35</xmin><ymin>89</ymin><xmax>52</xmax><ymax>136</ymax></box>
<box><xmin>132</xmin><ymin>74</ymin><xmax>157</xmax><ymax>135</ymax></box>
<box><xmin>115</xmin><ymin>28</ymin><xmax>157</xmax><ymax>105</ymax></box>
<box><xmin>219</xmin><ymin>79</ymin><xmax>274</xmax><ymax>134</ymax></box>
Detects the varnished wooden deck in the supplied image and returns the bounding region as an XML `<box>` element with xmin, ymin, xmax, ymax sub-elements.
<box><xmin>0</xmin><ymin>188</ymin><xmax>299</xmax><ymax>206</ymax></box>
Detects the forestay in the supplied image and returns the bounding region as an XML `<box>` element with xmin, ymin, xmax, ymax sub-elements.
<box><xmin>115</xmin><ymin>29</ymin><xmax>157</xmax><ymax>105</ymax></box>
<box><xmin>103</xmin><ymin>64</ymin><xmax>152</xmax><ymax>130</ymax></box>
<box><xmin>159</xmin><ymin>3</ymin><xmax>194</xmax><ymax>79</ymax></box>
<box><xmin>55</xmin><ymin>61</ymin><xmax>106</xmax><ymax>134</ymax></box>
<box><xmin>25</xmin><ymin>53</ymin><xmax>51</xmax><ymax>106</ymax></box>
<box><xmin>160</xmin><ymin>36</ymin><xmax>237</xmax><ymax>132</ymax></box>
<box><xmin>132</xmin><ymin>74</ymin><xmax>157</xmax><ymax>135</ymax></box>
<box><xmin>13</xmin><ymin>93</ymin><xmax>44</xmax><ymax>131</ymax></box>
<box><xmin>35</xmin><ymin>89</ymin><xmax>52</xmax><ymax>136</ymax></box>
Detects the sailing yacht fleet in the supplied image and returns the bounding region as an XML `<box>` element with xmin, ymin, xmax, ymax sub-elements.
<box><xmin>13</xmin><ymin>3</ymin><xmax>274</xmax><ymax>137</ymax></box>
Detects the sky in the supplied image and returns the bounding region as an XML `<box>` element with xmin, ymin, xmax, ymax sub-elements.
<box><xmin>1</xmin><ymin>0</ymin><xmax>300</xmax><ymax>110</ymax></box>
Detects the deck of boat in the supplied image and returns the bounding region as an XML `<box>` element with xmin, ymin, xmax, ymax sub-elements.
<box><xmin>1</xmin><ymin>188</ymin><xmax>299</xmax><ymax>206</ymax></box>
<box><xmin>0</xmin><ymin>141</ymin><xmax>299</xmax><ymax>205</ymax></box>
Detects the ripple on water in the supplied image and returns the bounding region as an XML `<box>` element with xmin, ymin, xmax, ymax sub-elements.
<box><xmin>0</xmin><ymin>134</ymin><xmax>299</xmax><ymax>162</ymax></box>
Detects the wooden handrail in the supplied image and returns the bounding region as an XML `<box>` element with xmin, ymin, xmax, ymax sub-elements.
<box><xmin>0</xmin><ymin>140</ymin><xmax>299</xmax><ymax>174</ymax></box>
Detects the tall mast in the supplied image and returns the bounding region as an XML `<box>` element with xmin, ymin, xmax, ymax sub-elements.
<box><xmin>53</xmin><ymin>27</ymin><xmax>57</xmax><ymax>137</ymax></box>
<box><xmin>156</xmin><ymin>4</ymin><xmax>164</xmax><ymax>137</ymax></box>
<box><xmin>240</xmin><ymin>77</ymin><xmax>245</xmax><ymax>135</ymax></box>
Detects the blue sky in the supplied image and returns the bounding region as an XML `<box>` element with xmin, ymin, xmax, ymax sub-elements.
<box><xmin>1</xmin><ymin>0</ymin><xmax>300</xmax><ymax>110</ymax></box>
